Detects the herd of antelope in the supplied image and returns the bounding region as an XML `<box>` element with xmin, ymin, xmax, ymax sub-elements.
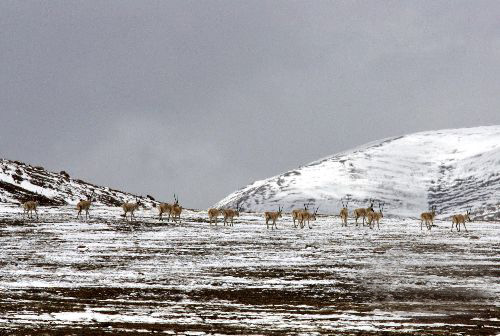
<box><xmin>20</xmin><ymin>194</ymin><xmax>474</xmax><ymax>232</ymax></box>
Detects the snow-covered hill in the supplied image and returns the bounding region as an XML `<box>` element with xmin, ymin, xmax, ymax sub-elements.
<box><xmin>215</xmin><ymin>126</ymin><xmax>500</xmax><ymax>220</ymax></box>
<box><xmin>0</xmin><ymin>159</ymin><xmax>157</xmax><ymax>207</ymax></box>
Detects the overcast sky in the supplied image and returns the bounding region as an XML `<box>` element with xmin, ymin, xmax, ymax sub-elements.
<box><xmin>1</xmin><ymin>1</ymin><xmax>499</xmax><ymax>208</ymax></box>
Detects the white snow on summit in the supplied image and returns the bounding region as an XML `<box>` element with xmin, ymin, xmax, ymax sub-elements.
<box><xmin>215</xmin><ymin>126</ymin><xmax>500</xmax><ymax>219</ymax></box>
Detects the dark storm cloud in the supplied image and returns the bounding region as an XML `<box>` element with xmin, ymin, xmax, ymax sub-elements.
<box><xmin>1</xmin><ymin>1</ymin><xmax>499</xmax><ymax>208</ymax></box>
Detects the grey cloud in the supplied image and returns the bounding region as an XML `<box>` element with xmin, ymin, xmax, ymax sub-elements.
<box><xmin>0</xmin><ymin>1</ymin><xmax>499</xmax><ymax>208</ymax></box>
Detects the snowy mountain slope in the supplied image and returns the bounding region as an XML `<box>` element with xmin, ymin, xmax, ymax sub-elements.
<box><xmin>215</xmin><ymin>126</ymin><xmax>500</xmax><ymax>220</ymax></box>
<box><xmin>0</xmin><ymin>159</ymin><xmax>157</xmax><ymax>207</ymax></box>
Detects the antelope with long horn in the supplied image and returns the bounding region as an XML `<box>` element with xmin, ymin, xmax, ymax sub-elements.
<box><xmin>208</xmin><ymin>208</ymin><xmax>221</xmax><ymax>225</ymax></box>
<box><xmin>121</xmin><ymin>198</ymin><xmax>141</xmax><ymax>221</ymax></box>
<box><xmin>154</xmin><ymin>202</ymin><xmax>173</xmax><ymax>221</ymax></box>
<box><xmin>420</xmin><ymin>205</ymin><xmax>436</xmax><ymax>230</ymax></box>
<box><xmin>171</xmin><ymin>194</ymin><xmax>182</xmax><ymax>223</ymax></box>
<box><xmin>76</xmin><ymin>192</ymin><xmax>95</xmax><ymax>220</ymax></box>
<box><xmin>367</xmin><ymin>202</ymin><xmax>384</xmax><ymax>229</ymax></box>
<box><xmin>298</xmin><ymin>206</ymin><xmax>319</xmax><ymax>229</ymax></box>
<box><xmin>22</xmin><ymin>200</ymin><xmax>39</xmax><ymax>220</ymax></box>
<box><xmin>222</xmin><ymin>202</ymin><xmax>241</xmax><ymax>226</ymax></box>
<box><xmin>292</xmin><ymin>204</ymin><xmax>308</xmax><ymax>228</ymax></box>
<box><xmin>339</xmin><ymin>198</ymin><xmax>349</xmax><ymax>227</ymax></box>
<box><xmin>353</xmin><ymin>199</ymin><xmax>374</xmax><ymax>226</ymax></box>
<box><xmin>265</xmin><ymin>205</ymin><xmax>283</xmax><ymax>230</ymax></box>
<box><xmin>451</xmin><ymin>208</ymin><xmax>472</xmax><ymax>232</ymax></box>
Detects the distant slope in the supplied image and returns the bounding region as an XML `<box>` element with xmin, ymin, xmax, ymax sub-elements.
<box><xmin>215</xmin><ymin>126</ymin><xmax>500</xmax><ymax>220</ymax></box>
<box><xmin>0</xmin><ymin>159</ymin><xmax>156</xmax><ymax>207</ymax></box>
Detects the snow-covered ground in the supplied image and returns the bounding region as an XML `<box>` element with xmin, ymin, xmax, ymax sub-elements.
<box><xmin>0</xmin><ymin>204</ymin><xmax>498</xmax><ymax>335</ymax></box>
<box><xmin>216</xmin><ymin>125</ymin><xmax>500</xmax><ymax>220</ymax></box>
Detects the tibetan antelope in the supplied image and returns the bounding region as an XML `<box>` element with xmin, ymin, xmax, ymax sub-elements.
<box><xmin>22</xmin><ymin>200</ymin><xmax>39</xmax><ymax>220</ymax></box>
<box><xmin>122</xmin><ymin>198</ymin><xmax>141</xmax><ymax>221</ymax></box>
<box><xmin>298</xmin><ymin>206</ymin><xmax>319</xmax><ymax>229</ymax></box>
<box><xmin>222</xmin><ymin>203</ymin><xmax>241</xmax><ymax>226</ymax></box>
<box><xmin>154</xmin><ymin>202</ymin><xmax>173</xmax><ymax>221</ymax></box>
<box><xmin>76</xmin><ymin>192</ymin><xmax>95</xmax><ymax>220</ymax></box>
<box><xmin>451</xmin><ymin>209</ymin><xmax>471</xmax><ymax>232</ymax></box>
<box><xmin>292</xmin><ymin>204</ymin><xmax>308</xmax><ymax>228</ymax></box>
<box><xmin>353</xmin><ymin>199</ymin><xmax>374</xmax><ymax>226</ymax></box>
<box><xmin>170</xmin><ymin>194</ymin><xmax>182</xmax><ymax>223</ymax></box>
<box><xmin>208</xmin><ymin>208</ymin><xmax>221</xmax><ymax>225</ymax></box>
<box><xmin>339</xmin><ymin>198</ymin><xmax>349</xmax><ymax>227</ymax></box>
<box><xmin>420</xmin><ymin>206</ymin><xmax>436</xmax><ymax>230</ymax></box>
<box><xmin>265</xmin><ymin>205</ymin><xmax>283</xmax><ymax>230</ymax></box>
<box><xmin>366</xmin><ymin>202</ymin><xmax>384</xmax><ymax>229</ymax></box>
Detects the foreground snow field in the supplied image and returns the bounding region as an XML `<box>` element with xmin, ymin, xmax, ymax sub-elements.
<box><xmin>0</xmin><ymin>204</ymin><xmax>498</xmax><ymax>335</ymax></box>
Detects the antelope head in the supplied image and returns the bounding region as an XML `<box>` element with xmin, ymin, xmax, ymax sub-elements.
<box><xmin>341</xmin><ymin>197</ymin><xmax>350</xmax><ymax>209</ymax></box>
<box><xmin>235</xmin><ymin>202</ymin><xmax>242</xmax><ymax>216</ymax></box>
<box><xmin>378</xmin><ymin>201</ymin><xmax>385</xmax><ymax>217</ymax></box>
<box><xmin>465</xmin><ymin>208</ymin><xmax>472</xmax><ymax>222</ymax></box>
<box><xmin>368</xmin><ymin>199</ymin><xmax>374</xmax><ymax>211</ymax></box>
<box><xmin>312</xmin><ymin>206</ymin><xmax>319</xmax><ymax>220</ymax></box>
<box><xmin>135</xmin><ymin>197</ymin><xmax>144</xmax><ymax>209</ymax></box>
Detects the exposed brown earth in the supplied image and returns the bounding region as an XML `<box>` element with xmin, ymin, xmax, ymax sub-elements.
<box><xmin>0</xmin><ymin>205</ymin><xmax>498</xmax><ymax>335</ymax></box>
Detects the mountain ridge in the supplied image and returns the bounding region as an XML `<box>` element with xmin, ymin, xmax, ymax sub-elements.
<box><xmin>215</xmin><ymin>125</ymin><xmax>500</xmax><ymax>220</ymax></box>
<box><xmin>0</xmin><ymin>159</ymin><xmax>156</xmax><ymax>207</ymax></box>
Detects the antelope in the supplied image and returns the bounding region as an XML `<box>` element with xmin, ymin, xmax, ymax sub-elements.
<box><xmin>420</xmin><ymin>206</ymin><xmax>436</xmax><ymax>230</ymax></box>
<box><xmin>451</xmin><ymin>209</ymin><xmax>471</xmax><ymax>232</ymax></box>
<box><xmin>298</xmin><ymin>206</ymin><xmax>319</xmax><ymax>229</ymax></box>
<box><xmin>170</xmin><ymin>194</ymin><xmax>182</xmax><ymax>223</ymax></box>
<box><xmin>353</xmin><ymin>199</ymin><xmax>374</xmax><ymax>226</ymax></box>
<box><xmin>22</xmin><ymin>200</ymin><xmax>39</xmax><ymax>220</ymax></box>
<box><xmin>154</xmin><ymin>202</ymin><xmax>173</xmax><ymax>221</ymax></box>
<box><xmin>292</xmin><ymin>204</ymin><xmax>308</xmax><ymax>228</ymax></box>
<box><xmin>339</xmin><ymin>198</ymin><xmax>349</xmax><ymax>227</ymax></box>
<box><xmin>367</xmin><ymin>202</ymin><xmax>384</xmax><ymax>229</ymax></box>
<box><xmin>76</xmin><ymin>192</ymin><xmax>95</xmax><ymax>220</ymax></box>
<box><xmin>265</xmin><ymin>205</ymin><xmax>283</xmax><ymax>230</ymax></box>
<box><xmin>122</xmin><ymin>198</ymin><xmax>141</xmax><ymax>221</ymax></box>
<box><xmin>222</xmin><ymin>203</ymin><xmax>241</xmax><ymax>226</ymax></box>
<box><xmin>208</xmin><ymin>208</ymin><xmax>221</xmax><ymax>225</ymax></box>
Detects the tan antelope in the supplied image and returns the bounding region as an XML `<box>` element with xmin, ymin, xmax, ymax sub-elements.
<box><xmin>298</xmin><ymin>206</ymin><xmax>319</xmax><ymax>229</ymax></box>
<box><xmin>292</xmin><ymin>204</ymin><xmax>309</xmax><ymax>228</ymax></box>
<box><xmin>121</xmin><ymin>198</ymin><xmax>141</xmax><ymax>221</ymax></box>
<box><xmin>154</xmin><ymin>202</ymin><xmax>173</xmax><ymax>221</ymax></box>
<box><xmin>170</xmin><ymin>194</ymin><xmax>182</xmax><ymax>223</ymax></box>
<box><xmin>222</xmin><ymin>203</ymin><xmax>241</xmax><ymax>226</ymax></box>
<box><xmin>76</xmin><ymin>192</ymin><xmax>95</xmax><ymax>220</ymax></box>
<box><xmin>339</xmin><ymin>198</ymin><xmax>349</xmax><ymax>227</ymax></box>
<box><xmin>22</xmin><ymin>200</ymin><xmax>39</xmax><ymax>220</ymax></box>
<box><xmin>451</xmin><ymin>208</ymin><xmax>471</xmax><ymax>232</ymax></box>
<box><xmin>420</xmin><ymin>206</ymin><xmax>436</xmax><ymax>230</ymax></box>
<box><xmin>353</xmin><ymin>199</ymin><xmax>374</xmax><ymax>226</ymax></box>
<box><xmin>208</xmin><ymin>208</ymin><xmax>221</xmax><ymax>225</ymax></box>
<box><xmin>265</xmin><ymin>205</ymin><xmax>283</xmax><ymax>230</ymax></box>
<box><xmin>366</xmin><ymin>202</ymin><xmax>384</xmax><ymax>229</ymax></box>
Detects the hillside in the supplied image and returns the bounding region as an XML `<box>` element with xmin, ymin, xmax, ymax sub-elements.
<box><xmin>215</xmin><ymin>126</ymin><xmax>500</xmax><ymax>220</ymax></box>
<box><xmin>0</xmin><ymin>159</ymin><xmax>156</xmax><ymax>207</ymax></box>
